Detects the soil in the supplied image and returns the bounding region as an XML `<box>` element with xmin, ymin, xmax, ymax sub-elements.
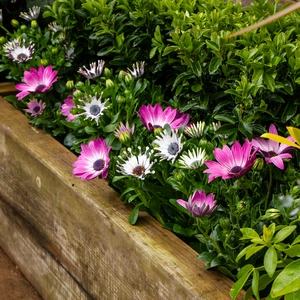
<box><xmin>0</xmin><ymin>246</ymin><xmax>42</xmax><ymax>300</ymax></box>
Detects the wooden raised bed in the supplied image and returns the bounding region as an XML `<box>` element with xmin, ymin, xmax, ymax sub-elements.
<box><xmin>0</xmin><ymin>94</ymin><xmax>245</xmax><ymax>300</ymax></box>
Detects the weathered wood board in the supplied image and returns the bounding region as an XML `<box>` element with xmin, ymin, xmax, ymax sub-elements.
<box><xmin>0</xmin><ymin>96</ymin><xmax>245</xmax><ymax>300</ymax></box>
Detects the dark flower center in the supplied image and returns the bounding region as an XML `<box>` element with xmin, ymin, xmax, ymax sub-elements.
<box><xmin>268</xmin><ymin>151</ymin><xmax>277</xmax><ymax>158</ymax></box>
<box><xmin>168</xmin><ymin>142</ymin><xmax>179</xmax><ymax>155</ymax></box>
<box><xmin>33</xmin><ymin>105</ymin><xmax>41</xmax><ymax>113</ymax></box>
<box><xmin>35</xmin><ymin>84</ymin><xmax>46</xmax><ymax>93</ymax></box>
<box><xmin>132</xmin><ymin>165</ymin><xmax>145</xmax><ymax>176</ymax></box>
<box><xmin>231</xmin><ymin>166</ymin><xmax>242</xmax><ymax>173</ymax></box>
<box><xmin>90</xmin><ymin>105</ymin><xmax>101</xmax><ymax>116</ymax></box>
<box><xmin>93</xmin><ymin>159</ymin><xmax>104</xmax><ymax>171</ymax></box>
<box><xmin>17</xmin><ymin>53</ymin><xmax>28</xmax><ymax>61</ymax></box>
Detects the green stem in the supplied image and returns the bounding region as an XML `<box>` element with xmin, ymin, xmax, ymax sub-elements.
<box><xmin>196</xmin><ymin>218</ymin><xmax>222</xmax><ymax>254</ymax></box>
<box><xmin>265</xmin><ymin>164</ymin><xmax>273</xmax><ymax>211</ymax></box>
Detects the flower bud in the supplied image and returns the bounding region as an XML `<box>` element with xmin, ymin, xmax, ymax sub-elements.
<box><xmin>40</xmin><ymin>59</ymin><xmax>49</xmax><ymax>66</ymax></box>
<box><xmin>75</xmin><ymin>81</ymin><xmax>84</xmax><ymax>90</ymax></box>
<box><xmin>31</xmin><ymin>20</ymin><xmax>38</xmax><ymax>29</ymax></box>
<box><xmin>124</xmin><ymin>73</ymin><xmax>133</xmax><ymax>85</ymax></box>
<box><xmin>292</xmin><ymin>185</ymin><xmax>300</xmax><ymax>195</ymax></box>
<box><xmin>66</xmin><ymin>80</ymin><xmax>74</xmax><ymax>90</ymax></box>
<box><xmin>236</xmin><ymin>201</ymin><xmax>248</xmax><ymax>212</ymax></box>
<box><xmin>219</xmin><ymin>217</ymin><xmax>231</xmax><ymax>231</ymax></box>
<box><xmin>73</xmin><ymin>90</ymin><xmax>83</xmax><ymax>98</ymax></box>
<box><xmin>264</xmin><ymin>208</ymin><xmax>280</xmax><ymax>220</ymax></box>
<box><xmin>118</xmin><ymin>132</ymin><xmax>131</xmax><ymax>144</ymax></box>
<box><xmin>35</xmin><ymin>33</ymin><xmax>42</xmax><ymax>40</ymax></box>
<box><xmin>116</xmin><ymin>95</ymin><xmax>126</xmax><ymax>104</ymax></box>
<box><xmin>11</xmin><ymin>19</ymin><xmax>19</xmax><ymax>28</ymax></box>
<box><xmin>173</xmin><ymin>171</ymin><xmax>184</xmax><ymax>182</ymax></box>
<box><xmin>0</xmin><ymin>36</ymin><xmax>6</xmax><ymax>44</ymax></box>
<box><xmin>103</xmin><ymin>67</ymin><xmax>112</xmax><ymax>78</ymax></box>
<box><xmin>105</xmin><ymin>79</ymin><xmax>114</xmax><ymax>89</ymax></box>
<box><xmin>51</xmin><ymin>47</ymin><xmax>58</xmax><ymax>54</ymax></box>
<box><xmin>253</xmin><ymin>157</ymin><xmax>264</xmax><ymax>171</ymax></box>
<box><xmin>20</xmin><ymin>25</ymin><xmax>27</xmax><ymax>31</ymax></box>
<box><xmin>118</xmin><ymin>70</ymin><xmax>127</xmax><ymax>81</ymax></box>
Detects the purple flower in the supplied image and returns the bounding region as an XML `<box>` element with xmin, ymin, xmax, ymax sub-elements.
<box><xmin>73</xmin><ymin>138</ymin><xmax>112</xmax><ymax>180</ymax></box>
<box><xmin>137</xmin><ymin>103</ymin><xmax>190</xmax><ymax>132</ymax></box>
<box><xmin>252</xmin><ymin>124</ymin><xmax>295</xmax><ymax>170</ymax></box>
<box><xmin>204</xmin><ymin>140</ymin><xmax>257</xmax><ymax>183</ymax></box>
<box><xmin>15</xmin><ymin>65</ymin><xmax>58</xmax><ymax>100</ymax></box>
<box><xmin>61</xmin><ymin>95</ymin><xmax>78</xmax><ymax>122</ymax></box>
<box><xmin>24</xmin><ymin>99</ymin><xmax>46</xmax><ymax>116</ymax></box>
<box><xmin>177</xmin><ymin>190</ymin><xmax>217</xmax><ymax>218</ymax></box>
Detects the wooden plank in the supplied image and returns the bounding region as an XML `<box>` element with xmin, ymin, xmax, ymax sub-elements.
<box><xmin>0</xmin><ymin>197</ymin><xmax>91</xmax><ymax>300</ymax></box>
<box><xmin>0</xmin><ymin>82</ymin><xmax>17</xmax><ymax>96</ymax></box>
<box><xmin>0</xmin><ymin>96</ymin><xmax>246</xmax><ymax>300</ymax></box>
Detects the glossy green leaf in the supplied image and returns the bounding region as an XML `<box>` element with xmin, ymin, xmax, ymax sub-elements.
<box><xmin>272</xmin><ymin>225</ymin><xmax>297</xmax><ymax>243</ymax></box>
<box><xmin>230</xmin><ymin>265</ymin><xmax>253</xmax><ymax>300</ymax></box>
<box><xmin>209</xmin><ymin>57</ymin><xmax>222</xmax><ymax>74</ymax></box>
<box><xmin>264</xmin><ymin>246</ymin><xmax>277</xmax><ymax>277</ymax></box>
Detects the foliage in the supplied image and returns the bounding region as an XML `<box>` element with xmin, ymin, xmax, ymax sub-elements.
<box><xmin>1</xmin><ymin>0</ymin><xmax>300</xmax><ymax>298</ymax></box>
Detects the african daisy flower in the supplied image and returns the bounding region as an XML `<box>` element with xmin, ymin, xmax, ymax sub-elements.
<box><xmin>15</xmin><ymin>65</ymin><xmax>58</xmax><ymax>100</ymax></box>
<box><xmin>153</xmin><ymin>129</ymin><xmax>184</xmax><ymax>163</ymax></box>
<box><xmin>114</xmin><ymin>121</ymin><xmax>135</xmax><ymax>144</ymax></box>
<box><xmin>252</xmin><ymin>124</ymin><xmax>295</xmax><ymax>170</ymax></box>
<box><xmin>204</xmin><ymin>140</ymin><xmax>257</xmax><ymax>183</ymax></box>
<box><xmin>117</xmin><ymin>147</ymin><xmax>155</xmax><ymax>180</ymax></box>
<box><xmin>77</xmin><ymin>95</ymin><xmax>109</xmax><ymax>126</ymax></box>
<box><xmin>19</xmin><ymin>6</ymin><xmax>41</xmax><ymax>21</ymax></box>
<box><xmin>184</xmin><ymin>121</ymin><xmax>206</xmax><ymax>138</ymax></box>
<box><xmin>61</xmin><ymin>95</ymin><xmax>78</xmax><ymax>122</ymax></box>
<box><xmin>73</xmin><ymin>138</ymin><xmax>112</xmax><ymax>180</ymax></box>
<box><xmin>177</xmin><ymin>190</ymin><xmax>217</xmax><ymax>218</ymax></box>
<box><xmin>24</xmin><ymin>99</ymin><xmax>46</xmax><ymax>116</ymax></box>
<box><xmin>3</xmin><ymin>39</ymin><xmax>34</xmax><ymax>63</ymax></box>
<box><xmin>137</xmin><ymin>103</ymin><xmax>190</xmax><ymax>132</ymax></box>
<box><xmin>127</xmin><ymin>61</ymin><xmax>145</xmax><ymax>79</ymax></box>
<box><xmin>178</xmin><ymin>148</ymin><xmax>207</xmax><ymax>169</ymax></box>
<box><xmin>78</xmin><ymin>60</ymin><xmax>105</xmax><ymax>79</ymax></box>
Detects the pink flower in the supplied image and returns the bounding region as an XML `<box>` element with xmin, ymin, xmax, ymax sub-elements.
<box><xmin>61</xmin><ymin>95</ymin><xmax>78</xmax><ymax>122</ymax></box>
<box><xmin>15</xmin><ymin>65</ymin><xmax>58</xmax><ymax>100</ymax></box>
<box><xmin>24</xmin><ymin>99</ymin><xmax>46</xmax><ymax>116</ymax></box>
<box><xmin>204</xmin><ymin>140</ymin><xmax>257</xmax><ymax>183</ymax></box>
<box><xmin>252</xmin><ymin>124</ymin><xmax>295</xmax><ymax>170</ymax></box>
<box><xmin>177</xmin><ymin>190</ymin><xmax>217</xmax><ymax>218</ymax></box>
<box><xmin>137</xmin><ymin>103</ymin><xmax>190</xmax><ymax>132</ymax></box>
<box><xmin>73</xmin><ymin>138</ymin><xmax>112</xmax><ymax>180</ymax></box>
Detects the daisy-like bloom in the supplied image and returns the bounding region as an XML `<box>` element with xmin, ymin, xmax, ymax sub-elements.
<box><xmin>153</xmin><ymin>129</ymin><xmax>184</xmax><ymax>163</ymax></box>
<box><xmin>77</xmin><ymin>95</ymin><xmax>109</xmax><ymax>126</ymax></box>
<box><xmin>73</xmin><ymin>138</ymin><xmax>112</xmax><ymax>180</ymax></box>
<box><xmin>252</xmin><ymin>124</ymin><xmax>295</xmax><ymax>170</ymax></box>
<box><xmin>19</xmin><ymin>6</ymin><xmax>41</xmax><ymax>21</ymax></box>
<box><xmin>61</xmin><ymin>95</ymin><xmax>78</xmax><ymax>122</ymax></box>
<box><xmin>261</xmin><ymin>126</ymin><xmax>300</xmax><ymax>149</ymax></box>
<box><xmin>114</xmin><ymin>121</ymin><xmax>135</xmax><ymax>144</ymax></box>
<box><xmin>65</xmin><ymin>46</ymin><xmax>75</xmax><ymax>61</ymax></box>
<box><xmin>15</xmin><ymin>65</ymin><xmax>58</xmax><ymax>100</ymax></box>
<box><xmin>117</xmin><ymin>146</ymin><xmax>155</xmax><ymax>180</ymax></box>
<box><xmin>78</xmin><ymin>60</ymin><xmax>105</xmax><ymax>79</ymax></box>
<box><xmin>48</xmin><ymin>22</ymin><xmax>63</xmax><ymax>32</ymax></box>
<box><xmin>178</xmin><ymin>148</ymin><xmax>207</xmax><ymax>169</ymax></box>
<box><xmin>137</xmin><ymin>103</ymin><xmax>190</xmax><ymax>132</ymax></box>
<box><xmin>177</xmin><ymin>190</ymin><xmax>217</xmax><ymax>218</ymax></box>
<box><xmin>204</xmin><ymin>140</ymin><xmax>257</xmax><ymax>183</ymax></box>
<box><xmin>3</xmin><ymin>39</ymin><xmax>34</xmax><ymax>63</ymax></box>
<box><xmin>184</xmin><ymin>121</ymin><xmax>205</xmax><ymax>138</ymax></box>
<box><xmin>24</xmin><ymin>99</ymin><xmax>46</xmax><ymax>116</ymax></box>
<box><xmin>127</xmin><ymin>61</ymin><xmax>145</xmax><ymax>79</ymax></box>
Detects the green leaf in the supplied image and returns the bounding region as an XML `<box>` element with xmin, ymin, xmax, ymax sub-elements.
<box><xmin>230</xmin><ymin>265</ymin><xmax>253</xmax><ymax>300</ymax></box>
<box><xmin>209</xmin><ymin>57</ymin><xmax>222</xmax><ymax>74</ymax></box>
<box><xmin>272</xmin><ymin>225</ymin><xmax>296</xmax><ymax>244</ymax></box>
<box><xmin>285</xmin><ymin>289</ymin><xmax>300</xmax><ymax>300</ymax></box>
<box><xmin>238</xmin><ymin>121</ymin><xmax>253</xmax><ymax>139</ymax></box>
<box><xmin>128</xmin><ymin>203</ymin><xmax>143</xmax><ymax>225</ymax></box>
<box><xmin>283</xmin><ymin>245</ymin><xmax>300</xmax><ymax>258</ymax></box>
<box><xmin>263</xmin><ymin>73</ymin><xmax>275</xmax><ymax>92</ymax></box>
<box><xmin>264</xmin><ymin>246</ymin><xmax>277</xmax><ymax>277</ymax></box>
<box><xmin>281</xmin><ymin>100</ymin><xmax>298</xmax><ymax>123</ymax></box>
<box><xmin>252</xmin><ymin>269</ymin><xmax>260</xmax><ymax>300</ymax></box>
<box><xmin>206</xmin><ymin>40</ymin><xmax>219</xmax><ymax>52</ymax></box>
<box><xmin>271</xmin><ymin>259</ymin><xmax>300</xmax><ymax>297</ymax></box>
<box><xmin>246</xmin><ymin>245</ymin><xmax>265</xmax><ymax>260</ymax></box>
<box><xmin>292</xmin><ymin>235</ymin><xmax>300</xmax><ymax>245</ymax></box>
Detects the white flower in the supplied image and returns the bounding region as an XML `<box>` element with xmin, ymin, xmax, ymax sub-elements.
<box><xmin>153</xmin><ymin>129</ymin><xmax>184</xmax><ymax>163</ymax></box>
<box><xmin>127</xmin><ymin>61</ymin><xmax>145</xmax><ymax>79</ymax></box>
<box><xmin>3</xmin><ymin>39</ymin><xmax>34</xmax><ymax>63</ymax></box>
<box><xmin>78</xmin><ymin>60</ymin><xmax>105</xmax><ymax>79</ymax></box>
<box><xmin>184</xmin><ymin>121</ymin><xmax>205</xmax><ymax>138</ymax></box>
<box><xmin>19</xmin><ymin>6</ymin><xmax>41</xmax><ymax>21</ymax></box>
<box><xmin>178</xmin><ymin>148</ymin><xmax>207</xmax><ymax>169</ymax></box>
<box><xmin>117</xmin><ymin>147</ymin><xmax>155</xmax><ymax>180</ymax></box>
<box><xmin>78</xmin><ymin>95</ymin><xmax>109</xmax><ymax>125</ymax></box>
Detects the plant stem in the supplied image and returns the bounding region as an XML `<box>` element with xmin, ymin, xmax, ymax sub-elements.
<box><xmin>265</xmin><ymin>164</ymin><xmax>273</xmax><ymax>211</ymax></box>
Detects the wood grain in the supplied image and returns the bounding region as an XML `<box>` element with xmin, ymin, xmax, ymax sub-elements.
<box><xmin>0</xmin><ymin>96</ymin><xmax>246</xmax><ymax>300</ymax></box>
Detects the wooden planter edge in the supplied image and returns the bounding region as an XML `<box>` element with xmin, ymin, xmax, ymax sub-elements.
<box><xmin>0</xmin><ymin>95</ymin><xmax>245</xmax><ymax>300</ymax></box>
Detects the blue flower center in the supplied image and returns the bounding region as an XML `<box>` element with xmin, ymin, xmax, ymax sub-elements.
<box><xmin>133</xmin><ymin>165</ymin><xmax>145</xmax><ymax>176</ymax></box>
<box><xmin>33</xmin><ymin>105</ymin><xmax>41</xmax><ymax>113</ymax></box>
<box><xmin>17</xmin><ymin>53</ymin><xmax>28</xmax><ymax>61</ymax></box>
<box><xmin>93</xmin><ymin>159</ymin><xmax>104</xmax><ymax>171</ymax></box>
<box><xmin>231</xmin><ymin>166</ymin><xmax>242</xmax><ymax>173</ymax></box>
<box><xmin>168</xmin><ymin>142</ymin><xmax>179</xmax><ymax>155</ymax></box>
<box><xmin>35</xmin><ymin>84</ymin><xmax>46</xmax><ymax>92</ymax></box>
<box><xmin>90</xmin><ymin>105</ymin><xmax>101</xmax><ymax>116</ymax></box>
